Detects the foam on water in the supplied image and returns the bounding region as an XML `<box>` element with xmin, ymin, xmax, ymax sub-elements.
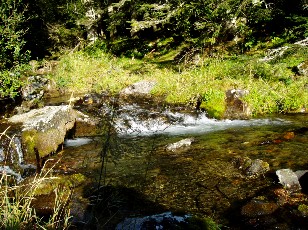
<box><xmin>114</xmin><ymin>105</ymin><xmax>289</xmax><ymax>136</ymax></box>
<box><xmin>64</xmin><ymin>138</ymin><xmax>93</xmax><ymax>147</ymax></box>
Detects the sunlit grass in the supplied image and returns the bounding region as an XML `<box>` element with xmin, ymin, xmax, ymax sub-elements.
<box><xmin>50</xmin><ymin>43</ymin><xmax>308</xmax><ymax>118</ymax></box>
<box><xmin>0</xmin><ymin>128</ymin><xmax>71</xmax><ymax>229</ymax></box>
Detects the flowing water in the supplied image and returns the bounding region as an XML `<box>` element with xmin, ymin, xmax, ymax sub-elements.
<box><xmin>54</xmin><ymin>98</ymin><xmax>308</xmax><ymax>229</ymax></box>
<box><xmin>1</xmin><ymin>96</ymin><xmax>307</xmax><ymax>229</ymax></box>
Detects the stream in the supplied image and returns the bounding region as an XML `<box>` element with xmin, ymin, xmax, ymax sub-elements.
<box><xmin>1</xmin><ymin>95</ymin><xmax>308</xmax><ymax>229</ymax></box>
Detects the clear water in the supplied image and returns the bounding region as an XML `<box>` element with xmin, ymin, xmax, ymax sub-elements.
<box><xmin>57</xmin><ymin>108</ymin><xmax>307</xmax><ymax>228</ymax></box>
<box><xmin>1</xmin><ymin>96</ymin><xmax>307</xmax><ymax>228</ymax></box>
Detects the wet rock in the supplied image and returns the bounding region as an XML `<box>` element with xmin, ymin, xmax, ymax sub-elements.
<box><xmin>165</xmin><ymin>138</ymin><xmax>194</xmax><ymax>152</ymax></box>
<box><xmin>116</xmin><ymin>212</ymin><xmax>191</xmax><ymax>230</ymax></box>
<box><xmin>74</xmin><ymin>112</ymin><xmax>101</xmax><ymax>137</ymax></box>
<box><xmin>21</xmin><ymin>76</ymin><xmax>48</xmax><ymax>101</ymax></box>
<box><xmin>276</xmin><ymin>169</ymin><xmax>301</xmax><ymax>192</ymax></box>
<box><xmin>241</xmin><ymin>199</ymin><xmax>279</xmax><ymax>217</ymax></box>
<box><xmin>8</xmin><ymin>105</ymin><xmax>77</xmax><ymax>162</ymax></box>
<box><xmin>298</xmin><ymin>171</ymin><xmax>308</xmax><ymax>194</ymax></box>
<box><xmin>120</xmin><ymin>80</ymin><xmax>156</xmax><ymax>96</ymax></box>
<box><xmin>224</xmin><ymin>89</ymin><xmax>251</xmax><ymax>119</ymax></box>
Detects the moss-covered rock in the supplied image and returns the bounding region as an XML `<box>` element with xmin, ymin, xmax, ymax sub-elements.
<box><xmin>9</xmin><ymin>105</ymin><xmax>77</xmax><ymax>163</ymax></box>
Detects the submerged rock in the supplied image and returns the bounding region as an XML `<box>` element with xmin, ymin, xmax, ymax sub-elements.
<box><xmin>245</xmin><ymin>159</ymin><xmax>270</xmax><ymax>177</ymax></box>
<box><xmin>232</xmin><ymin>156</ymin><xmax>269</xmax><ymax>178</ymax></box>
<box><xmin>8</xmin><ymin>105</ymin><xmax>77</xmax><ymax>163</ymax></box>
<box><xmin>241</xmin><ymin>199</ymin><xmax>279</xmax><ymax>217</ymax></box>
<box><xmin>116</xmin><ymin>212</ymin><xmax>191</xmax><ymax>230</ymax></box>
<box><xmin>165</xmin><ymin>138</ymin><xmax>194</xmax><ymax>152</ymax></box>
<box><xmin>276</xmin><ymin>169</ymin><xmax>302</xmax><ymax>192</ymax></box>
<box><xmin>224</xmin><ymin>89</ymin><xmax>251</xmax><ymax>119</ymax></box>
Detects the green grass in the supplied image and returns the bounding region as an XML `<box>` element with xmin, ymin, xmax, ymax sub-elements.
<box><xmin>0</xmin><ymin>129</ymin><xmax>71</xmax><ymax>229</ymax></box>
<box><xmin>50</xmin><ymin>43</ymin><xmax>308</xmax><ymax>118</ymax></box>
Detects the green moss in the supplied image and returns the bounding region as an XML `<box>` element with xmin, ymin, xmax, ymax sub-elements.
<box><xmin>34</xmin><ymin>173</ymin><xmax>86</xmax><ymax>196</ymax></box>
<box><xmin>21</xmin><ymin>130</ymin><xmax>38</xmax><ymax>162</ymax></box>
<box><xmin>298</xmin><ymin>204</ymin><xmax>308</xmax><ymax>217</ymax></box>
<box><xmin>185</xmin><ymin>216</ymin><xmax>221</xmax><ymax>230</ymax></box>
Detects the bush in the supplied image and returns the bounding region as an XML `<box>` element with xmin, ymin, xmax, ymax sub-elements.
<box><xmin>0</xmin><ymin>0</ymin><xmax>30</xmax><ymax>70</ymax></box>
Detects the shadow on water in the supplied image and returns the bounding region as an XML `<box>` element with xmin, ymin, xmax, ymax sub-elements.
<box><xmin>71</xmin><ymin>185</ymin><xmax>168</xmax><ymax>229</ymax></box>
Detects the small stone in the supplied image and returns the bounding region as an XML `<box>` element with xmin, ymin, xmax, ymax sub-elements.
<box><xmin>283</xmin><ymin>131</ymin><xmax>295</xmax><ymax>140</ymax></box>
<box><xmin>165</xmin><ymin>138</ymin><xmax>194</xmax><ymax>152</ymax></box>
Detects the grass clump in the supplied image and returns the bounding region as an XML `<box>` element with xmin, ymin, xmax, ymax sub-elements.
<box><xmin>0</xmin><ymin>172</ymin><xmax>71</xmax><ymax>229</ymax></box>
<box><xmin>0</xmin><ymin>128</ymin><xmax>71</xmax><ymax>229</ymax></box>
<box><xmin>50</xmin><ymin>42</ymin><xmax>308</xmax><ymax>118</ymax></box>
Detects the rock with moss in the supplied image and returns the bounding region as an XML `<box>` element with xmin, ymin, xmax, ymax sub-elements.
<box><xmin>8</xmin><ymin>105</ymin><xmax>77</xmax><ymax>163</ymax></box>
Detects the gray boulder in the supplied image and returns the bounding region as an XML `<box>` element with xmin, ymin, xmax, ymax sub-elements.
<box><xmin>120</xmin><ymin>80</ymin><xmax>156</xmax><ymax>96</ymax></box>
<box><xmin>21</xmin><ymin>75</ymin><xmax>49</xmax><ymax>101</ymax></box>
<box><xmin>8</xmin><ymin>105</ymin><xmax>77</xmax><ymax>163</ymax></box>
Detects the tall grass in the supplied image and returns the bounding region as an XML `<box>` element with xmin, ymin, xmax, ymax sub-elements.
<box><xmin>0</xmin><ymin>128</ymin><xmax>71</xmax><ymax>229</ymax></box>
<box><xmin>0</xmin><ymin>168</ymin><xmax>71</xmax><ymax>229</ymax></box>
<box><xmin>50</xmin><ymin>43</ymin><xmax>308</xmax><ymax>118</ymax></box>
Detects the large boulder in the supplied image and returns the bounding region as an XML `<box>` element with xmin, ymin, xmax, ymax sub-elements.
<box><xmin>224</xmin><ymin>89</ymin><xmax>251</xmax><ymax>119</ymax></box>
<box><xmin>8</xmin><ymin>105</ymin><xmax>77</xmax><ymax>163</ymax></box>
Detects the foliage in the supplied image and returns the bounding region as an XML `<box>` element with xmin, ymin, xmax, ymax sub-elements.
<box><xmin>0</xmin><ymin>0</ymin><xmax>30</xmax><ymax>70</ymax></box>
<box><xmin>89</xmin><ymin>0</ymin><xmax>308</xmax><ymax>55</ymax></box>
<box><xmin>0</xmin><ymin>64</ymin><xmax>31</xmax><ymax>98</ymax></box>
